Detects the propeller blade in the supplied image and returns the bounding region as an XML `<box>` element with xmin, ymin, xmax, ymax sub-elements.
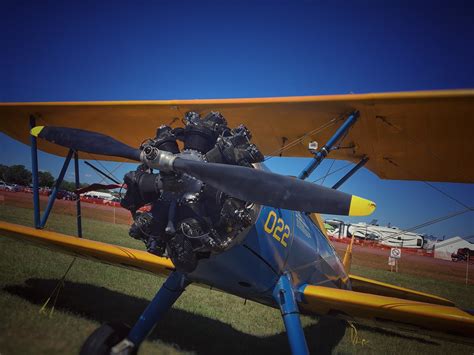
<box><xmin>173</xmin><ymin>158</ymin><xmax>376</xmax><ymax>216</ymax></box>
<box><xmin>31</xmin><ymin>126</ymin><xmax>141</xmax><ymax>161</ymax></box>
<box><xmin>33</xmin><ymin>126</ymin><xmax>376</xmax><ymax>215</ymax></box>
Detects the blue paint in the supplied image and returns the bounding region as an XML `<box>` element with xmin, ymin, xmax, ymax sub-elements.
<box><xmin>189</xmin><ymin>226</ymin><xmax>278</xmax><ymax>303</ymax></box>
<box><xmin>298</xmin><ymin>111</ymin><xmax>359</xmax><ymax>180</ymax></box>
<box><xmin>273</xmin><ymin>274</ymin><xmax>309</xmax><ymax>355</ymax></box>
<box><xmin>127</xmin><ymin>272</ymin><xmax>190</xmax><ymax>346</ymax></box>
<box><xmin>29</xmin><ymin>116</ymin><xmax>40</xmax><ymax>228</ymax></box>
<box><xmin>39</xmin><ymin>149</ymin><xmax>74</xmax><ymax>228</ymax></box>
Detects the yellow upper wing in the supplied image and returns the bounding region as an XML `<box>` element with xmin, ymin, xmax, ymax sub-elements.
<box><xmin>0</xmin><ymin>221</ymin><xmax>174</xmax><ymax>276</ymax></box>
<box><xmin>1</xmin><ymin>90</ymin><xmax>473</xmax><ymax>182</ymax></box>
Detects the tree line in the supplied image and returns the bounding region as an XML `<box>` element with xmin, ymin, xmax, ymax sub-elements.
<box><xmin>0</xmin><ymin>164</ymin><xmax>89</xmax><ymax>191</ymax></box>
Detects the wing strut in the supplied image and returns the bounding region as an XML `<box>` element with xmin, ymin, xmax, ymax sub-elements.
<box><xmin>87</xmin><ymin>272</ymin><xmax>191</xmax><ymax>354</ymax></box>
<box><xmin>298</xmin><ymin>111</ymin><xmax>359</xmax><ymax>180</ymax></box>
<box><xmin>332</xmin><ymin>156</ymin><xmax>369</xmax><ymax>190</ymax></box>
<box><xmin>273</xmin><ymin>273</ymin><xmax>309</xmax><ymax>355</ymax></box>
<box><xmin>29</xmin><ymin>115</ymin><xmax>83</xmax><ymax>235</ymax></box>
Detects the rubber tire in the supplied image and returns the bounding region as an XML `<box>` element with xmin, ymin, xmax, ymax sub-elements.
<box><xmin>80</xmin><ymin>322</ymin><xmax>135</xmax><ymax>355</ymax></box>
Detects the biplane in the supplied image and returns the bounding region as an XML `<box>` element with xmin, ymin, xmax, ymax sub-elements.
<box><xmin>0</xmin><ymin>90</ymin><xmax>473</xmax><ymax>354</ymax></box>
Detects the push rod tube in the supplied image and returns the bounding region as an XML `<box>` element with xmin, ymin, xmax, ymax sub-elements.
<box><xmin>298</xmin><ymin>111</ymin><xmax>359</xmax><ymax>180</ymax></box>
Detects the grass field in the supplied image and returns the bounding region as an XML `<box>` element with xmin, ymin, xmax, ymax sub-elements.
<box><xmin>0</xmin><ymin>205</ymin><xmax>473</xmax><ymax>354</ymax></box>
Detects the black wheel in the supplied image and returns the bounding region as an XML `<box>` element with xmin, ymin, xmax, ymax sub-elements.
<box><xmin>80</xmin><ymin>322</ymin><xmax>135</xmax><ymax>355</ymax></box>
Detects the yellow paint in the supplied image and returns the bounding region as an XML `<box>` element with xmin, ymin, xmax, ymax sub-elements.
<box><xmin>263</xmin><ymin>210</ymin><xmax>291</xmax><ymax>248</ymax></box>
<box><xmin>348</xmin><ymin>196</ymin><xmax>376</xmax><ymax>216</ymax></box>
<box><xmin>280</xmin><ymin>225</ymin><xmax>290</xmax><ymax>247</ymax></box>
<box><xmin>309</xmin><ymin>213</ymin><xmax>327</xmax><ymax>236</ymax></box>
<box><xmin>342</xmin><ymin>234</ymin><xmax>355</xmax><ymax>273</ymax></box>
<box><xmin>30</xmin><ymin>126</ymin><xmax>44</xmax><ymax>137</ymax></box>
<box><xmin>263</xmin><ymin>210</ymin><xmax>277</xmax><ymax>234</ymax></box>
<box><xmin>300</xmin><ymin>285</ymin><xmax>474</xmax><ymax>339</ymax></box>
<box><xmin>272</xmin><ymin>218</ymin><xmax>284</xmax><ymax>242</ymax></box>
<box><xmin>0</xmin><ymin>221</ymin><xmax>174</xmax><ymax>276</ymax></box>
<box><xmin>349</xmin><ymin>274</ymin><xmax>454</xmax><ymax>306</ymax></box>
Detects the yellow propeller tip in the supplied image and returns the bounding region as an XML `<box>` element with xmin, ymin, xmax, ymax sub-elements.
<box><xmin>348</xmin><ymin>195</ymin><xmax>377</xmax><ymax>216</ymax></box>
<box><xmin>30</xmin><ymin>126</ymin><xmax>44</xmax><ymax>137</ymax></box>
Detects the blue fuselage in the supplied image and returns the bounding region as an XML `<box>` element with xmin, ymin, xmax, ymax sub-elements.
<box><xmin>188</xmin><ymin>204</ymin><xmax>350</xmax><ymax>307</ymax></box>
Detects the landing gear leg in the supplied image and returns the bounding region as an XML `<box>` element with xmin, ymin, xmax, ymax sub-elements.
<box><xmin>273</xmin><ymin>274</ymin><xmax>309</xmax><ymax>355</ymax></box>
<box><xmin>108</xmin><ymin>271</ymin><xmax>189</xmax><ymax>354</ymax></box>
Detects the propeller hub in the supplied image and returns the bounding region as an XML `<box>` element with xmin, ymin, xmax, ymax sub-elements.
<box><xmin>140</xmin><ymin>145</ymin><xmax>176</xmax><ymax>172</ymax></box>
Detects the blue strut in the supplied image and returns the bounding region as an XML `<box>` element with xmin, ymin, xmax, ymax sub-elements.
<box><xmin>30</xmin><ymin>116</ymin><xmax>40</xmax><ymax>228</ymax></box>
<box><xmin>39</xmin><ymin>149</ymin><xmax>74</xmax><ymax>228</ymax></box>
<box><xmin>127</xmin><ymin>272</ymin><xmax>190</xmax><ymax>346</ymax></box>
<box><xmin>298</xmin><ymin>111</ymin><xmax>359</xmax><ymax>180</ymax></box>
<box><xmin>332</xmin><ymin>156</ymin><xmax>369</xmax><ymax>190</ymax></box>
<box><xmin>273</xmin><ymin>274</ymin><xmax>309</xmax><ymax>355</ymax></box>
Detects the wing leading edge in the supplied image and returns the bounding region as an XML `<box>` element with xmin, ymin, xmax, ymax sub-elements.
<box><xmin>299</xmin><ymin>284</ymin><xmax>474</xmax><ymax>341</ymax></box>
<box><xmin>0</xmin><ymin>221</ymin><xmax>174</xmax><ymax>276</ymax></box>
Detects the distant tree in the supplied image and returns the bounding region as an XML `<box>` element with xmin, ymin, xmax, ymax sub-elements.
<box><xmin>4</xmin><ymin>165</ymin><xmax>32</xmax><ymax>185</ymax></box>
<box><xmin>60</xmin><ymin>180</ymin><xmax>76</xmax><ymax>192</ymax></box>
<box><xmin>38</xmin><ymin>171</ymin><xmax>55</xmax><ymax>187</ymax></box>
<box><xmin>59</xmin><ymin>180</ymin><xmax>89</xmax><ymax>191</ymax></box>
<box><xmin>0</xmin><ymin>164</ymin><xmax>8</xmax><ymax>181</ymax></box>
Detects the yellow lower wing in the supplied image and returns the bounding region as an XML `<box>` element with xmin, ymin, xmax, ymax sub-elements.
<box><xmin>0</xmin><ymin>221</ymin><xmax>174</xmax><ymax>276</ymax></box>
<box><xmin>299</xmin><ymin>284</ymin><xmax>474</xmax><ymax>340</ymax></box>
<box><xmin>349</xmin><ymin>274</ymin><xmax>455</xmax><ymax>306</ymax></box>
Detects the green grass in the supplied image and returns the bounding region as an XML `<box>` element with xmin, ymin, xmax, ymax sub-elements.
<box><xmin>0</xmin><ymin>205</ymin><xmax>473</xmax><ymax>354</ymax></box>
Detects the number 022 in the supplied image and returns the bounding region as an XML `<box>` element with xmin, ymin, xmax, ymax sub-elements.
<box><xmin>263</xmin><ymin>210</ymin><xmax>290</xmax><ymax>247</ymax></box>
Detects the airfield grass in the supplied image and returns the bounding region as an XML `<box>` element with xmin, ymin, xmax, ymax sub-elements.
<box><xmin>0</xmin><ymin>205</ymin><xmax>473</xmax><ymax>355</ymax></box>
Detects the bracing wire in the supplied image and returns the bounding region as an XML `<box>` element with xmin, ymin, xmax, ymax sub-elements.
<box><xmin>264</xmin><ymin>115</ymin><xmax>344</xmax><ymax>161</ymax></box>
<box><xmin>320</xmin><ymin>159</ymin><xmax>336</xmax><ymax>186</ymax></box>
<box><xmin>39</xmin><ymin>258</ymin><xmax>77</xmax><ymax>317</ymax></box>
<box><xmin>311</xmin><ymin>162</ymin><xmax>352</xmax><ymax>183</ymax></box>
<box><xmin>369</xmin><ymin>208</ymin><xmax>472</xmax><ymax>244</ymax></box>
<box><xmin>385</xmin><ymin>158</ymin><xmax>472</xmax><ymax>212</ymax></box>
<box><xmin>85</xmin><ymin>153</ymin><xmax>123</xmax><ymax>185</ymax></box>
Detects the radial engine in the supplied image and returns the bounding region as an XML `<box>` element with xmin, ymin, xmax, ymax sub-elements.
<box><xmin>120</xmin><ymin>112</ymin><xmax>264</xmax><ymax>272</ymax></box>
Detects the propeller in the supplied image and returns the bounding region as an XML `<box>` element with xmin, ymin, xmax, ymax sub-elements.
<box><xmin>31</xmin><ymin>126</ymin><xmax>376</xmax><ymax>216</ymax></box>
<box><xmin>30</xmin><ymin>126</ymin><xmax>141</xmax><ymax>161</ymax></box>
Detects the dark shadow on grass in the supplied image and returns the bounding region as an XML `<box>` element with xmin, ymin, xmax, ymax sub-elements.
<box><xmin>3</xmin><ymin>278</ymin><xmax>435</xmax><ymax>353</ymax></box>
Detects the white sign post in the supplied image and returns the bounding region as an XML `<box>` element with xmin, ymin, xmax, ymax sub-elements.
<box><xmin>389</xmin><ymin>248</ymin><xmax>401</xmax><ymax>272</ymax></box>
<box><xmin>390</xmin><ymin>248</ymin><xmax>401</xmax><ymax>259</ymax></box>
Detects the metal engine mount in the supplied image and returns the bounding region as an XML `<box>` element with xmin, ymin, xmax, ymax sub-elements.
<box><xmin>120</xmin><ymin>112</ymin><xmax>263</xmax><ymax>272</ymax></box>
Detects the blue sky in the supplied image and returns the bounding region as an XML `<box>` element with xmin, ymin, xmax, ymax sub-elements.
<box><xmin>1</xmin><ymin>0</ymin><xmax>473</xmax><ymax>237</ymax></box>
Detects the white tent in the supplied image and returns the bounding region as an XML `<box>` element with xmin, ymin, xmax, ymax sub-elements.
<box><xmin>82</xmin><ymin>191</ymin><xmax>114</xmax><ymax>200</ymax></box>
<box><xmin>433</xmin><ymin>236</ymin><xmax>474</xmax><ymax>261</ymax></box>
